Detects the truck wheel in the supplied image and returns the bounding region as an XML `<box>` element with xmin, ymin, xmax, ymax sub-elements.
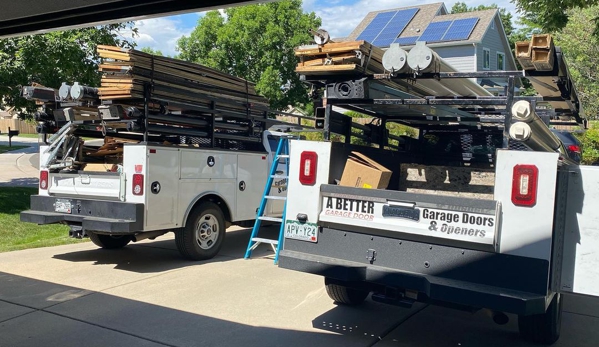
<box><xmin>176</xmin><ymin>202</ymin><xmax>226</xmax><ymax>260</ymax></box>
<box><xmin>325</xmin><ymin>278</ymin><xmax>369</xmax><ymax>306</ymax></box>
<box><xmin>88</xmin><ymin>232</ymin><xmax>131</xmax><ymax>249</ymax></box>
<box><xmin>518</xmin><ymin>293</ymin><xmax>562</xmax><ymax>345</ymax></box>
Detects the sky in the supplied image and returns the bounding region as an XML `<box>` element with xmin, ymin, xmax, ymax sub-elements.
<box><xmin>127</xmin><ymin>0</ymin><xmax>519</xmax><ymax>57</ymax></box>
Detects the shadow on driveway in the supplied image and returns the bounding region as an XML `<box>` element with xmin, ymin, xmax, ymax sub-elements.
<box><xmin>51</xmin><ymin>227</ymin><xmax>279</xmax><ymax>274</ymax></box>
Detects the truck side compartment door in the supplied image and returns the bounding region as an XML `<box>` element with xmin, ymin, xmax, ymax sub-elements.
<box><xmin>145</xmin><ymin>147</ymin><xmax>180</xmax><ymax>230</ymax></box>
<box><xmin>237</xmin><ymin>154</ymin><xmax>268</xmax><ymax>221</ymax></box>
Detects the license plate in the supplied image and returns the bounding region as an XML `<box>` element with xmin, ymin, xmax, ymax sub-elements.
<box><xmin>284</xmin><ymin>220</ymin><xmax>318</xmax><ymax>243</ymax></box>
<box><xmin>55</xmin><ymin>199</ymin><xmax>72</xmax><ymax>214</ymax></box>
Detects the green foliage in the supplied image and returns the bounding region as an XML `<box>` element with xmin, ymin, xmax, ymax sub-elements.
<box><xmin>388</xmin><ymin>122</ymin><xmax>417</xmax><ymax>139</ymax></box>
<box><xmin>576</xmin><ymin>127</ymin><xmax>599</xmax><ymax>164</ymax></box>
<box><xmin>450</xmin><ymin>3</ymin><xmax>514</xmax><ymax>38</ymax></box>
<box><xmin>514</xmin><ymin>0</ymin><xmax>599</xmax><ymax>37</ymax></box>
<box><xmin>0</xmin><ymin>187</ymin><xmax>81</xmax><ymax>252</ymax></box>
<box><xmin>0</xmin><ymin>24</ymin><xmax>138</xmax><ymax>118</ymax></box>
<box><xmin>177</xmin><ymin>0</ymin><xmax>321</xmax><ymax>110</ymax></box>
<box><xmin>140</xmin><ymin>47</ymin><xmax>164</xmax><ymax>56</ymax></box>
<box><xmin>0</xmin><ymin>145</ymin><xmax>28</xmax><ymax>154</ymax></box>
<box><xmin>553</xmin><ymin>7</ymin><xmax>599</xmax><ymax>120</ymax></box>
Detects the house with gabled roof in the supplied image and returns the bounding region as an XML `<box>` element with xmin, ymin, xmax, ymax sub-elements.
<box><xmin>345</xmin><ymin>2</ymin><xmax>517</xmax><ymax>94</ymax></box>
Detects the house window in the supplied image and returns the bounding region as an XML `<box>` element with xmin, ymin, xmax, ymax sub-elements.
<box><xmin>497</xmin><ymin>52</ymin><xmax>505</xmax><ymax>70</ymax></box>
<box><xmin>491</xmin><ymin>20</ymin><xmax>495</xmax><ymax>30</ymax></box>
<box><xmin>483</xmin><ymin>48</ymin><xmax>490</xmax><ymax>70</ymax></box>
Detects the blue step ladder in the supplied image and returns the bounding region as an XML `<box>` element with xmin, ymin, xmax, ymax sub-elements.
<box><xmin>244</xmin><ymin>136</ymin><xmax>292</xmax><ymax>264</ymax></box>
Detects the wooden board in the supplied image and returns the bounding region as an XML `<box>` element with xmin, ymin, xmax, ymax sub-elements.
<box><xmin>96</xmin><ymin>45</ymin><xmax>268</xmax><ymax>114</ymax></box>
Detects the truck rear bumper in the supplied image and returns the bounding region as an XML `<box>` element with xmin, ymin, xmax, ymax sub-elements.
<box><xmin>279</xmin><ymin>250</ymin><xmax>548</xmax><ymax>315</ymax></box>
<box><xmin>20</xmin><ymin>195</ymin><xmax>144</xmax><ymax>234</ymax></box>
<box><xmin>279</xmin><ymin>226</ymin><xmax>552</xmax><ymax>315</ymax></box>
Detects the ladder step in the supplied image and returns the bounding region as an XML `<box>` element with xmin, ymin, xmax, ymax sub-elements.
<box><xmin>251</xmin><ymin>237</ymin><xmax>279</xmax><ymax>245</ymax></box>
<box><xmin>258</xmin><ymin>216</ymin><xmax>283</xmax><ymax>222</ymax></box>
<box><xmin>277</xmin><ymin>155</ymin><xmax>290</xmax><ymax>159</ymax></box>
<box><xmin>265</xmin><ymin>195</ymin><xmax>286</xmax><ymax>200</ymax></box>
<box><xmin>270</xmin><ymin>175</ymin><xmax>288</xmax><ymax>179</ymax></box>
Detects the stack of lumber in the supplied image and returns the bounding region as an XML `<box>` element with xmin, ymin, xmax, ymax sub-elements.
<box><xmin>515</xmin><ymin>34</ymin><xmax>555</xmax><ymax>71</ymax></box>
<box><xmin>82</xmin><ymin>136</ymin><xmax>137</xmax><ymax>160</ymax></box>
<box><xmin>515</xmin><ymin>34</ymin><xmax>580</xmax><ymax>119</ymax></box>
<box><xmin>295</xmin><ymin>41</ymin><xmax>386</xmax><ymax>75</ymax></box>
<box><xmin>96</xmin><ymin>45</ymin><xmax>269</xmax><ymax>115</ymax></box>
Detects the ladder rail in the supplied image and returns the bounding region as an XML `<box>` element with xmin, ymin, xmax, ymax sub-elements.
<box><xmin>244</xmin><ymin>136</ymin><xmax>289</xmax><ymax>261</ymax></box>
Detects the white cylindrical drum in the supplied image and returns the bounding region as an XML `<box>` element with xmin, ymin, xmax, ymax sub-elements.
<box><xmin>58</xmin><ymin>83</ymin><xmax>71</xmax><ymax>101</ymax></box>
<box><xmin>511</xmin><ymin>100</ymin><xmax>561</xmax><ymax>151</ymax></box>
<box><xmin>382</xmin><ymin>44</ymin><xmax>409</xmax><ymax>73</ymax></box>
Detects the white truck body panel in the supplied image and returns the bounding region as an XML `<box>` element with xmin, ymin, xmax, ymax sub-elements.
<box><xmin>48</xmin><ymin>172</ymin><xmax>123</xmax><ymax>200</ymax></box>
<box><xmin>122</xmin><ymin>145</ymin><xmax>148</xmax><ymax>204</ymax></box>
<box><xmin>561</xmin><ymin>165</ymin><xmax>599</xmax><ymax>296</ymax></box>
<box><xmin>144</xmin><ymin>146</ymin><xmax>180</xmax><ymax>229</ymax></box>
<box><xmin>38</xmin><ymin>145</ymin><xmax>51</xmax><ymax>197</ymax></box>
<box><xmin>494</xmin><ymin>150</ymin><xmax>559</xmax><ymax>261</ymax></box>
<box><xmin>237</xmin><ymin>154</ymin><xmax>269</xmax><ymax>219</ymax></box>
<box><xmin>286</xmin><ymin>140</ymin><xmax>332</xmax><ymax>225</ymax></box>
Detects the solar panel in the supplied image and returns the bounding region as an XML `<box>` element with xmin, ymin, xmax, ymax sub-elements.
<box><xmin>442</xmin><ymin>17</ymin><xmax>479</xmax><ymax>41</ymax></box>
<box><xmin>356</xmin><ymin>11</ymin><xmax>397</xmax><ymax>42</ymax></box>
<box><xmin>371</xmin><ymin>8</ymin><xmax>419</xmax><ymax>47</ymax></box>
<box><xmin>418</xmin><ymin>21</ymin><xmax>452</xmax><ymax>43</ymax></box>
<box><xmin>394</xmin><ymin>36</ymin><xmax>419</xmax><ymax>45</ymax></box>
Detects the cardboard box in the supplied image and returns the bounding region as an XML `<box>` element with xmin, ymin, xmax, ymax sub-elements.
<box><xmin>339</xmin><ymin>152</ymin><xmax>392</xmax><ymax>189</ymax></box>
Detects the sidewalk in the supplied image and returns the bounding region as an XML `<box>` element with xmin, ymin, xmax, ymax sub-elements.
<box><xmin>0</xmin><ymin>135</ymin><xmax>40</xmax><ymax>187</ymax></box>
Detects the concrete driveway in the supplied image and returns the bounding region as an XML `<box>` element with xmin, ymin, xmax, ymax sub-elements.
<box><xmin>1</xmin><ymin>226</ymin><xmax>598</xmax><ymax>347</ymax></box>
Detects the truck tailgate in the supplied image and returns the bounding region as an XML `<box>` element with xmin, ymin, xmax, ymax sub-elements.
<box><xmin>49</xmin><ymin>172</ymin><xmax>123</xmax><ymax>200</ymax></box>
<box><xmin>287</xmin><ymin>185</ymin><xmax>500</xmax><ymax>252</ymax></box>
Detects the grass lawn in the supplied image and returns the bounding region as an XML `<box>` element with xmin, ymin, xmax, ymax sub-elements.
<box><xmin>0</xmin><ymin>145</ymin><xmax>28</xmax><ymax>154</ymax></box>
<box><xmin>17</xmin><ymin>134</ymin><xmax>39</xmax><ymax>139</ymax></box>
<box><xmin>0</xmin><ymin>187</ymin><xmax>86</xmax><ymax>252</ymax></box>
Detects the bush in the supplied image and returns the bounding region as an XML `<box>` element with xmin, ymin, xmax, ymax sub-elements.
<box><xmin>576</xmin><ymin>127</ymin><xmax>599</xmax><ymax>165</ymax></box>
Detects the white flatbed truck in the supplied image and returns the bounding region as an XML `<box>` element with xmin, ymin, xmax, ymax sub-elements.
<box><xmin>278</xmin><ymin>54</ymin><xmax>599</xmax><ymax>344</ymax></box>
<box><xmin>19</xmin><ymin>82</ymin><xmax>306</xmax><ymax>261</ymax></box>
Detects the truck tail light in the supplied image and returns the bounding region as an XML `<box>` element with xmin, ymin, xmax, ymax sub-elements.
<box><xmin>299</xmin><ymin>151</ymin><xmax>318</xmax><ymax>185</ymax></box>
<box><xmin>132</xmin><ymin>174</ymin><xmax>144</xmax><ymax>196</ymax></box>
<box><xmin>511</xmin><ymin>165</ymin><xmax>538</xmax><ymax>207</ymax></box>
<box><xmin>567</xmin><ymin>144</ymin><xmax>581</xmax><ymax>153</ymax></box>
<box><xmin>39</xmin><ymin>170</ymin><xmax>48</xmax><ymax>190</ymax></box>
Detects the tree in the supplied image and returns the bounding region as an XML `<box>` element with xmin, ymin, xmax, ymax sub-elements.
<box><xmin>140</xmin><ymin>47</ymin><xmax>164</xmax><ymax>56</ymax></box>
<box><xmin>0</xmin><ymin>24</ymin><xmax>137</xmax><ymax>117</ymax></box>
<box><xmin>554</xmin><ymin>7</ymin><xmax>599</xmax><ymax>120</ymax></box>
<box><xmin>450</xmin><ymin>2</ymin><xmax>514</xmax><ymax>38</ymax></box>
<box><xmin>514</xmin><ymin>0</ymin><xmax>599</xmax><ymax>37</ymax></box>
<box><xmin>177</xmin><ymin>0</ymin><xmax>321</xmax><ymax>110</ymax></box>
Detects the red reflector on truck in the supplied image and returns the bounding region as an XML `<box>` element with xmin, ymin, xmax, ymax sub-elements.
<box><xmin>39</xmin><ymin>171</ymin><xmax>48</xmax><ymax>190</ymax></box>
<box><xmin>511</xmin><ymin>165</ymin><xmax>538</xmax><ymax>207</ymax></box>
<box><xmin>132</xmin><ymin>174</ymin><xmax>144</xmax><ymax>196</ymax></box>
<box><xmin>299</xmin><ymin>151</ymin><xmax>317</xmax><ymax>185</ymax></box>
<box><xmin>567</xmin><ymin>144</ymin><xmax>581</xmax><ymax>153</ymax></box>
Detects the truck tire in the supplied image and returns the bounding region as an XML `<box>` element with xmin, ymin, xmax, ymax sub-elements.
<box><xmin>325</xmin><ymin>278</ymin><xmax>369</xmax><ymax>306</ymax></box>
<box><xmin>518</xmin><ymin>293</ymin><xmax>562</xmax><ymax>345</ymax></box>
<box><xmin>88</xmin><ymin>232</ymin><xmax>131</xmax><ymax>249</ymax></box>
<box><xmin>176</xmin><ymin>202</ymin><xmax>226</xmax><ymax>260</ymax></box>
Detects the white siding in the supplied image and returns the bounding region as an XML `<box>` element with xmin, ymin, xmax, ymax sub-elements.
<box><xmin>433</xmin><ymin>45</ymin><xmax>476</xmax><ymax>72</ymax></box>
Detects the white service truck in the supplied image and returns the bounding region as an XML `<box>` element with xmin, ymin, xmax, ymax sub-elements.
<box><xmin>278</xmin><ymin>68</ymin><xmax>599</xmax><ymax>344</ymax></box>
<box><xmin>21</xmin><ymin>129</ymin><xmax>290</xmax><ymax>260</ymax></box>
